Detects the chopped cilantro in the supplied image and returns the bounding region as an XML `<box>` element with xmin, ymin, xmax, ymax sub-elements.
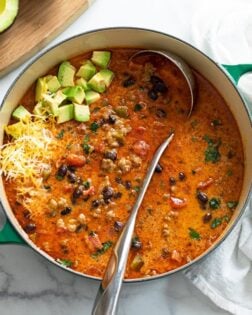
<box><xmin>203</xmin><ymin>135</ymin><xmax>221</xmax><ymax>163</ymax></box>
<box><xmin>82</xmin><ymin>135</ymin><xmax>91</xmax><ymax>154</ymax></box>
<box><xmin>211</xmin><ymin>218</ymin><xmax>222</xmax><ymax>229</ymax></box>
<box><xmin>211</xmin><ymin>119</ymin><xmax>222</xmax><ymax>127</ymax></box>
<box><xmin>191</xmin><ymin>119</ymin><xmax>198</xmax><ymax>129</ymax></box>
<box><xmin>209</xmin><ymin>197</ymin><xmax>221</xmax><ymax>209</ymax></box>
<box><xmin>90</xmin><ymin>122</ymin><xmax>99</xmax><ymax>132</ymax></box>
<box><xmin>91</xmin><ymin>241</ymin><xmax>113</xmax><ymax>258</ymax></box>
<box><xmin>222</xmin><ymin>215</ymin><xmax>230</xmax><ymax>222</ymax></box>
<box><xmin>56</xmin><ymin>129</ymin><xmax>65</xmax><ymax>139</ymax></box>
<box><xmin>55</xmin><ymin>174</ymin><xmax>64</xmax><ymax>181</ymax></box>
<box><xmin>189</xmin><ymin>228</ymin><xmax>201</xmax><ymax>240</ymax></box>
<box><xmin>56</xmin><ymin>259</ymin><xmax>73</xmax><ymax>267</ymax></box>
<box><xmin>227</xmin><ymin>169</ymin><xmax>233</xmax><ymax>176</ymax></box>
<box><xmin>134</xmin><ymin>103</ymin><xmax>143</xmax><ymax>112</ymax></box>
<box><xmin>192</xmin><ymin>169</ymin><xmax>196</xmax><ymax>175</ymax></box>
<box><xmin>83</xmin><ymin>180</ymin><xmax>90</xmax><ymax>190</ymax></box>
<box><xmin>227</xmin><ymin>201</ymin><xmax>238</xmax><ymax>209</ymax></box>
<box><xmin>133</xmin><ymin>186</ymin><xmax>140</xmax><ymax>192</ymax></box>
<box><xmin>191</xmin><ymin>136</ymin><xmax>198</xmax><ymax>142</ymax></box>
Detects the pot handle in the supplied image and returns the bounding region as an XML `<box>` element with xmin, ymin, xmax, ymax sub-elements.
<box><xmin>0</xmin><ymin>217</ymin><xmax>25</xmax><ymax>245</ymax></box>
<box><xmin>222</xmin><ymin>64</ymin><xmax>252</xmax><ymax>84</ymax></box>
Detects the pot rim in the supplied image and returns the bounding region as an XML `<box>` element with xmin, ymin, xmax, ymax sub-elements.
<box><xmin>0</xmin><ymin>26</ymin><xmax>251</xmax><ymax>283</ymax></box>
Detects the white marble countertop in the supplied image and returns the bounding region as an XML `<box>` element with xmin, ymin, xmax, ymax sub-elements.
<box><xmin>0</xmin><ymin>0</ymin><xmax>248</xmax><ymax>314</ymax></box>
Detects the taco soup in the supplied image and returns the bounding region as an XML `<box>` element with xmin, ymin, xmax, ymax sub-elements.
<box><xmin>0</xmin><ymin>48</ymin><xmax>243</xmax><ymax>279</ymax></box>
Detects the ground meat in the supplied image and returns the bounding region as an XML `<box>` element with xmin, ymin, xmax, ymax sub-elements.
<box><xmin>118</xmin><ymin>157</ymin><xmax>132</xmax><ymax>173</ymax></box>
<box><xmin>101</xmin><ymin>159</ymin><xmax>116</xmax><ymax>172</ymax></box>
<box><xmin>130</xmin><ymin>154</ymin><xmax>142</xmax><ymax>167</ymax></box>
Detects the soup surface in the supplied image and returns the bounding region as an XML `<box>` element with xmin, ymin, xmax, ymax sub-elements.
<box><xmin>1</xmin><ymin>49</ymin><xmax>244</xmax><ymax>279</ymax></box>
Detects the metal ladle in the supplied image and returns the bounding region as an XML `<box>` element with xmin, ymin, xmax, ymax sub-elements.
<box><xmin>92</xmin><ymin>50</ymin><xmax>196</xmax><ymax>315</ymax></box>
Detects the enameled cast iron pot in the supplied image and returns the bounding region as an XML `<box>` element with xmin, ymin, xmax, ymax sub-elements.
<box><xmin>0</xmin><ymin>27</ymin><xmax>252</xmax><ymax>282</ymax></box>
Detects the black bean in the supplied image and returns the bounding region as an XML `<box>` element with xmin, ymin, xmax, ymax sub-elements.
<box><xmin>67</xmin><ymin>172</ymin><xmax>77</xmax><ymax>183</ymax></box>
<box><xmin>178</xmin><ymin>172</ymin><xmax>186</xmax><ymax>180</ymax></box>
<box><xmin>148</xmin><ymin>89</ymin><xmax>158</xmax><ymax>100</ymax></box>
<box><xmin>124</xmin><ymin>180</ymin><xmax>132</xmax><ymax>190</ymax></box>
<box><xmin>72</xmin><ymin>186</ymin><xmax>84</xmax><ymax>201</ymax></box>
<box><xmin>161</xmin><ymin>248</ymin><xmax>170</xmax><ymax>258</ymax></box>
<box><xmin>197</xmin><ymin>191</ymin><xmax>208</xmax><ymax>204</ymax></box>
<box><xmin>56</xmin><ymin>164</ymin><xmax>67</xmax><ymax>179</ymax></box>
<box><xmin>24</xmin><ymin>223</ymin><xmax>36</xmax><ymax>234</ymax></box>
<box><xmin>23</xmin><ymin>210</ymin><xmax>31</xmax><ymax>219</ymax></box>
<box><xmin>114</xmin><ymin>191</ymin><xmax>122</xmax><ymax>199</ymax></box>
<box><xmin>123</xmin><ymin>76</ymin><xmax>136</xmax><ymax>87</ymax></box>
<box><xmin>203</xmin><ymin>212</ymin><xmax>212</xmax><ymax>223</ymax></box>
<box><xmin>104</xmin><ymin>150</ymin><xmax>117</xmax><ymax>161</ymax></box>
<box><xmin>151</xmin><ymin>76</ymin><xmax>168</xmax><ymax>93</ymax></box>
<box><xmin>98</xmin><ymin>118</ymin><xmax>106</xmax><ymax>126</ymax></box>
<box><xmin>156</xmin><ymin>108</ymin><xmax>167</xmax><ymax>118</ymax></box>
<box><xmin>132</xmin><ymin>237</ymin><xmax>142</xmax><ymax>249</ymax></box>
<box><xmin>107</xmin><ymin>115</ymin><xmax>117</xmax><ymax>124</ymax></box>
<box><xmin>155</xmin><ymin>163</ymin><xmax>163</xmax><ymax>173</ymax></box>
<box><xmin>114</xmin><ymin>221</ymin><xmax>123</xmax><ymax>232</ymax></box>
<box><xmin>169</xmin><ymin>177</ymin><xmax>176</xmax><ymax>185</ymax></box>
<box><xmin>115</xmin><ymin>177</ymin><xmax>123</xmax><ymax>184</ymax></box>
<box><xmin>91</xmin><ymin>199</ymin><xmax>100</xmax><ymax>208</ymax></box>
<box><xmin>102</xmin><ymin>186</ymin><xmax>114</xmax><ymax>200</ymax></box>
<box><xmin>61</xmin><ymin>207</ymin><xmax>72</xmax><ymax>215</ymax></box>
<box><xmin>67</xmin><ymin>165</ymin><xmax>76</xmax><ymax>173</ymax></box>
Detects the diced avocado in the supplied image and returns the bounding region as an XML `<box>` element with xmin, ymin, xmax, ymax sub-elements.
<box><xmin>63</xmin><ymin>86</ymin><xmax>85</xmax><ymax>104</ymax></box>
<box><xmin>46</xmin><ymin>75</ymin><xmax>61</xmax><ymax>93</ymax></box>
<box><xmin>74</xmin><ymin>104</ymin><xmax>90</xmax><ymax>122</ymax></box>
<box><xmin>35</xmin><ymin>78</ymin><xmax>47</xmax><ymax>102</ymax></box>
<box><xmin>88</xmin><ymin>70</ymin><xmax>114</xmax><ymax>93</ymax></box>
<box><xmin>0</xmin><ymin>0</ymin><xmax>19</xmax><ymax>33</ymax></box>
<box><xmin>91</xmin><ymin>51</ymin><xmax>111</xmax><ymax>68</ymax></box>
<box><xmin>58</xmin><ymin>61</ymin><xmax>76</xmax><ymax>87</ymax></box>
<box><xmin>12</xmin><ymin>105</ymin><xmax>31</xmax><ymax>120</ymax></box>
<box><xmin>76</xmin><ymin>60</ymin><xmax>96</xmax><ymax>81</ymax></box>
<box><xmin>76</xmin><ymin>78</ymin><xmax>90</xmax><ymax>91</ymax></box>
<box><xmin>43</xmin><ymin>90</ymin><xmax>67</xmax><ymax>116</ymax></box>
<box><xmin>4</xmin><ymin>121</ymin><xmax>25</xmax><ymax>139</ymax></box>
<box><xmin>57</xmin><ymin>104</ymin><xmax>74</xmax><ymax>124</ymax></box>
<box><xmin>85</xmin><ymin>90</ymin><xmax>100</xmax><ymax>105</ymax></box>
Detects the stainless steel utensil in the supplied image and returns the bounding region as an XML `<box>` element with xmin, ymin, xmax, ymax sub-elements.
<box><xmin>130</xmin><ymin>49</ymin><xmax>196</xmax><ymax>117</ymax></box>
<box><xmin>92</xmin><ymin>49</ymin><xmax>197</xmax><ymax>315</ymax></box>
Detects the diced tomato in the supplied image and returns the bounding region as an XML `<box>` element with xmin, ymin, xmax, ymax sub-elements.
<box><xmin>83</xmin><ymin>186</ymin><xmax>95</xmax><ymax>196</ymax></box>
<box><xmin>135</xmin><ymin>126</ymin><xmax>146</xmax><ymax>134</ymax></box>
<box><xmin>95</xmin><ymin>142</ymin><xmax>106</xmax><ymax>153</ymax></box>
<box><xmin>86</xmin><ymin>233</ymin><xmax>103</xmax><ymax>251</ymax></box>
<box><xmin>132</xmin><ymin>140</ymin><xmax>150</xmax><ymax>156</ymax></box>
<box><xmin>170</xmin><ymin>196</ymin><xmax>187</xmax><ymax>209</ymax></box>
<box><xmin>66</xmin><ymin>154</ymin><xmax>86</xmax><ymax>167</ymax></box>
<box><xmin>63</xmin><ymin>183</ymin><xmax>73</xmax><ymax>193</ymax></box>
<box><xmin>56</xmin><ymin>227</ymin><xmax>67</xmax><ymax>234</ymax></box>
<box><xmin>197</xmin><ymin>177</ymin><xmax>214</xmax><ymax>189</ymax></box>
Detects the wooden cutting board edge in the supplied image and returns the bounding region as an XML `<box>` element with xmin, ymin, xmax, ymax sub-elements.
<box><xmin>0</xmin><ymin>1</ymin><xmax>92</xmax><ymax>78</ymax></box>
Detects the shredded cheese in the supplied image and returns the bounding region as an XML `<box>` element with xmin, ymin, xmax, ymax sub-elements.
<box><xmin>0</xmin><ymin>116</ymin><xmax>57</xmax><ymax>202</ymax></box>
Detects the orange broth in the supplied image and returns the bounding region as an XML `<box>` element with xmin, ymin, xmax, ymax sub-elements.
<box><xmin>3</xmin><ymin>49</ymin><xmax>243</xmax><ymax>279</ymax></box>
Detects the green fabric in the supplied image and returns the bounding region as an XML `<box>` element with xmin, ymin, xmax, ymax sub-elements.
<box><xmin>222</xmin><ymin>64</ymin><xmax>252</xmax><ymax>84</ymax></box>
<box><xmin>0</xmin><ymin>218</ymin><xmax>24</xmax><ymax>244</ymax></box>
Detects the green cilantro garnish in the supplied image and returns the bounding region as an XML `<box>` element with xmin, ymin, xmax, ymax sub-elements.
<box><xmin>90</xmin><ymin>122</ymin><xmax>99</xmax><ymax>132</ymax></box>
<box><xmin>56</xmin><ymin>259</ymin><xmax>73</xmax><ymax>267</ymax></box>
<box><xmin>211</xmin><ymin>218</ymin><xmax>222</xmax><ymax>229</ymax></box>
<box><xmin>189</xmin><ymin>228</ymin><xmax>201</xmax><ymax>240</ymax></box>
<box><xmin>56</xmin><ymin>129</ymin><xmax>65</xmax><ymax>139</ymax></box>
<box><xmin>209</xmin><ymin>198</ymin><xmax>221</xmax><ymax>210</ymax></box>
<box><xmin>227</xmin><ymin>201</ymin><xmax>238</xmax><ymax>209</ymax></box>
<box><xmin>203</xmin><ymin>135</ymin><xmax>221</xmax><ymax>163</ymax></box>
<box><xmin>134</xmin><ymin>103</ymin><xmax>143</xmax><ymax>112</ymax></box>
<box><xmin>91</xmin><ymin>241</ymin><xmax>113</xmax><ymax>259</ymax></box>
<box><xmin>82</xmin><ymin>135</ymin><xmax>91</xmax><ymax>154</ymax></box>
<box><xmin>83</xmin><ymin>180</ymin><xmax>90</xmax><ymax>190</ymax></box>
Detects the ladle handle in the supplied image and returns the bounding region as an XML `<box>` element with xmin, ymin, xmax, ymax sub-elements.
<box><xmin>92</xmin><ymin>133</ymin><xmax>174</xmax><ymax>315</ymax></box>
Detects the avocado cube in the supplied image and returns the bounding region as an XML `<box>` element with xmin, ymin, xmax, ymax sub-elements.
<box><xmin>74</xmin><ymin>104</ymin><xmax>90</xmax><ymax>122</ymax></box>
<box><xmin>35</xmin><ymin>78</ymin><xmax>48</xmax><ymax>102</ymax></box>
<box><xmin>12</xmin><ymin>105</ymin><xmax>31</xmax><ymax>121</ymax></box>
<box><xmin>46</xmin><ymin>75</ymin><xmax>61</xmax><ymax>93</ymax></box>
<box><xmin>91</xmin><ymin>51</ymin><xmax>111</xmax><ymax>68</ymax></box>
<box><xmin>63</xmin><ymin>86</ymin><xmax>85</xmax><ymax>104</ymax></box>
<box><xmin>88</xmin><ymin>69</ymin><xmax>114</xmax><ymax>93</ymax></box>
<box><xmin>85</xmin><ymin>91</ymin><xmax>101</xmax><ymax>105</ymax></box>
<box><xmin>57</xmin><ymin>104</ymin><xmax>74</xmax><ymax>124</ymax></box>
<box><xmin>76</xmin><ymin>60</ymin><xmax>96</xmax><ymax>81</ymax></box>
<box><xmin>58</xmin><ymin>61</ymin><xmax>76</xmax><ymax>87</ymax></box>
<box><xmin>43</xmin><ymin>90</ymin><xmax>67</xmax><ymax>116</ymax></box>
<box><xmin>76</xmin><ymin>78</ymin><xmax>90</xmax><ymax>91</ymax></box>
